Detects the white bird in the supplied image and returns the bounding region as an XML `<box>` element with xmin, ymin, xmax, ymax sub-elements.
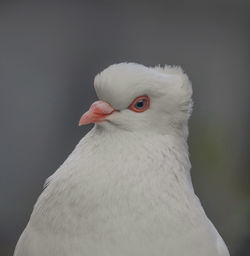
<box><xmin>14</xmin><ymin>63</ymin><xmax>230</xmax><ymax>256</ymax></box>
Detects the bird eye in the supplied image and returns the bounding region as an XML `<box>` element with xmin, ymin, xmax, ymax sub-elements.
<box><xmin>128</xmin><ymin>95</ymin><xmax>150</xmax><ymax>113</ymax></box>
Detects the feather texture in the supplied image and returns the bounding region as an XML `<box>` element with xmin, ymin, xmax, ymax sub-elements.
<box><xmin>14</xmin><ymin>63</ymin><xmax>229</xmax><ymax>256</ymax></box>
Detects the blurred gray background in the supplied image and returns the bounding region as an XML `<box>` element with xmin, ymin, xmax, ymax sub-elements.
<box><xmin>0</xmin><ymin>0</ymin><xmax>249</xmax><ymax>255</ymax></box>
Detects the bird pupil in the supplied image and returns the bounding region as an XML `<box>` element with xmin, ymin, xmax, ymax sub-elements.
<box><xmin>135</xmin><ymin>99</ymin><xmax>145</xmax><ymax>109</ymax></box>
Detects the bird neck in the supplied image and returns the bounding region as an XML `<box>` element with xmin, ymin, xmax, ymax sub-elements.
<box><xmin>90</xmin><ymin>125</ymin><xmax>194</xmax><ymax>193</ymax></box>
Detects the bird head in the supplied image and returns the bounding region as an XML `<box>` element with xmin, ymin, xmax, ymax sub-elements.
<box><xmin>79</xmin><ymin>63</ymin><xmax>192</xmax><ymax>136</ymax></box>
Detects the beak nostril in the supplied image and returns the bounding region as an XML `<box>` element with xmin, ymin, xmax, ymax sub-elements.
<box><xmin>79</xmin><ymin>100</ymin><xmax>115</xmax><ymax>126</ymax></box>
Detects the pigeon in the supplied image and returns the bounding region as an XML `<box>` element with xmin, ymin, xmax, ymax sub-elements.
<box><xmin>14</xmin><ymin>63</ymin><xmax>230</xmax><ymax>256</ymax></box>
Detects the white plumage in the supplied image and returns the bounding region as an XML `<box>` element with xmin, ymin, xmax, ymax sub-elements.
<box><xmin>14</xmin><ymin>63</ymin><xmax>230</xmax><ymax>256</ymax></box>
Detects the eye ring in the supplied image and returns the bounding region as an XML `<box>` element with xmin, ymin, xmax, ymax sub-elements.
<box><xmin>128</xmin><ymin>95</ymin><xmax>150</xmax><ymax>113</ymax></box>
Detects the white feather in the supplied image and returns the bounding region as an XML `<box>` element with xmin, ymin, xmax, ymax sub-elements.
<box><xmin>14</xmin><ymin>63</ymin><xmax>229</xmax><ymax>256</ymax></box>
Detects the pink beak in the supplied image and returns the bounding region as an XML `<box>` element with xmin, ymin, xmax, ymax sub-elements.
<box><xmin>79</xmin><ymin>100</ymin><xmax>116</xmax><ymax>126</ymax></box>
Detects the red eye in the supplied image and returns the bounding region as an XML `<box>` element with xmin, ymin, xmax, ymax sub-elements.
<box><xmin>128</xmin><ymin>95</ymin><xmax>150</xmax><ymax>113</ymax></box>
